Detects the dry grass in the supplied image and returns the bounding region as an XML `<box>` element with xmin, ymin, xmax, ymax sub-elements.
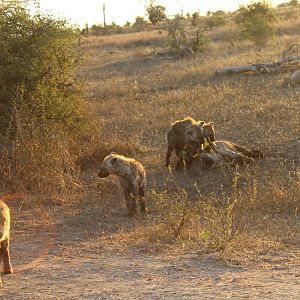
<box><xmin>71</xmin><ymin>11</ymin><xmax>300</xmax><ymax>264</ymax></box>
<box><xmin>6</xmin><ymin>5</ymin><xmax>299</xmax><ymax>268</ymax></box>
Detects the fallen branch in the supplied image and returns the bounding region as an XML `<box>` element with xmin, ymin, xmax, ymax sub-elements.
<box><xmin>215</xmin><ymin>44</ymin><xmax>300</xmax><ymax>76</ymax></box>
<box><xmin>215</xmin><ymin>59</ymin><xmax>300</xmax><ymax>75</ymax></box>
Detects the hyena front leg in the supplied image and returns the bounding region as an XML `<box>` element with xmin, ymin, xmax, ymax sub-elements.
<box><xmin>165</xmin><ymin>146</ymin><xmax>173</xmax><ymax>167</ymax></box>
<box><xmin>123</xmin><ymin>189</ymin><xmax>137</xmax><ymax>217</ymax></box>
<box><xmin>138</xmin><ymin>185</ymin><xmax>146</xmax><ymax>214</ymax></box>
<box><xmin>1</xmin><ymin>239</ymin><xmax>13</xmax><ymax>274</ymax></box>
<box><xmin>175</xmin><ymin>148</ymin><xmax>185</xmax><ymax>170</ymax></box>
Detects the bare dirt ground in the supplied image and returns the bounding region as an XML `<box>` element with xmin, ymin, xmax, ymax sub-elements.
<box><xmin>1</xmin><ymin>186</ymin><xmax>299</xmax><ymax>299</ymax></box>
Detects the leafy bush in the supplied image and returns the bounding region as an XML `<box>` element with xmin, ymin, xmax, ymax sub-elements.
<box><xmin>235</xmin><ymin>1</ymin><xmax>276</xmax><ymax>45</ymax></box>
<box><xmin>191</xmin><ymin>11</ymin><xmax>200</xmax><ymax>26</ymax></box>
<box><xmin>289</xmin><ymin>0</ymin><xmax>298</xmax><ymax>6</ymax></box>
<box><xmin>133</xmin><ymin>16</ymin><xmax>148</xmax><ymax>29</ymax></box>
<box><xmin>167</xmin><ymin>16</ymin><xmax>210</xmax><ymax>55</ymax></box>
<box><xmin>204</xmin><ymin>15</ymin><xmax>226</xmax><ymax>29</ymax></box>
<box><xmin>90</xmin><ymin>22</ymin><xmax>124</xmax><ymax>36</ymax></box>
<box><xmin>0</xmin><ymin>1</ymin><xmax>86</xmax><ymax>192</ymax></box>
<box><xmin>147</xmin><ymin>1</ymin><xmax>166</xmax><ymax>25</ymax></box>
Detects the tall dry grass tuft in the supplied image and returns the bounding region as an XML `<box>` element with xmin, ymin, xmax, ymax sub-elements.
<box><xmin>0</xmin><ymin>106</ymin><xmax>81</xmax><ymax>194</ymax></box>
<box><xmin>100</xmin><ymin>168</ymin><xmax>299</xmax><ymax>259</ymax></box>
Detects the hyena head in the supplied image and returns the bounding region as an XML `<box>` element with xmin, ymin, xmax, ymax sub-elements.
<box><xmin>98</xmin><ymin>153</ymin><xmax>121</xmax><ymax>178</ymax></box>
<box><xmin>201</xmin><ymin>121</ymin><xmax>215</xmax><ymax>143</ymax></box>
<box><xmin>186</xmin><ymin>121</ymin><xmax>215</xmax><ymax>145</ymax></box>
<box><xmin>185</xmin><ymin>121</ymin><xmax>206</xmax><ymax>144</ymax></box>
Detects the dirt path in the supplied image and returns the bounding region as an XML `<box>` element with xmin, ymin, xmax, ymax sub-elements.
<box><xmin>1</xmin><ymin>202</ymin><xmax>299</xmax><ymax>299</ymax></box>
<box><xmin>2</xmin><ymin>244</ymin><xmax>300</xmax><ymax>299</ymax></box>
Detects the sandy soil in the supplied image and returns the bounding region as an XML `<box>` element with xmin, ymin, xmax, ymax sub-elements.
<box><xmin>1</xmin><ymin>199</ymin><xmax>299</xmax><ymax>300</ymax></box>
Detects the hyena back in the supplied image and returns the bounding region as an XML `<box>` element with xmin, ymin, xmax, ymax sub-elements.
<box><xmin>98</xmin><ymin>153</ymin><xmax>146</xmax><ymax>217</ymax></box>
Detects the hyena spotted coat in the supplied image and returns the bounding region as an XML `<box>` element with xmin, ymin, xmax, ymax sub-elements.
<box><xmin>98</xmin><ymin>153</ymin><xmax>146</xmax><ymax>217</ymax></box>
<box><xmin>194</xmin><ymin>140</ymin><xmax>263</xmax><ymax>169</ymax></box>
<box><xmin>165</xmin><ymin>117</ymin><xmax>215</xmax><ymax>169</ymax></box>
<box><xmin>0</xmin><ymin>200</ymin><xmax>13</xmax><ymax>287</ymax></box>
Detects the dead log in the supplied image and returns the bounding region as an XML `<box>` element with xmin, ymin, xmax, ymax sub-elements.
<box><xmin>215</xmin><ymin>44</ymin><xmax>300</xmax><ymax>76</ymax></box>
<box><xmin>215</xmin><ymin>60</ymin><xmax>300</xmax><ymax>76</ymax></box>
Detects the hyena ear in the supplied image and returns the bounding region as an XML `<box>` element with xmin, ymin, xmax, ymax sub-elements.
<box><xmin>197</xmin><ymin>121</ymin><xmax>205</xmax><ymax>126</ymax></box>
<box><xmin>111</xmin><ymin>157</ymin><xmax>118</xmax><ymax>165</ymax></box>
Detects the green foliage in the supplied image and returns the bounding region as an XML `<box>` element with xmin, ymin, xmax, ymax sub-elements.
<box><xmin>204</xmin><ymin>14</ymin><xmax>226</xmax><ymax>29</ymax></box>
<box><xmin>147</xmin><ymin>2</ymin><xmax>166</xmax><ymax>25</ymax></box>
<box><xmin>235</xmin><ymin>1</ymin><xmax>276</xmax><ymax>45</ymax></box>
<box><xmin>124</xmin><ymin>21</ymin><xmax>131</xmax><ymax>27</ymax></box>
<box><xmin>191</xmin><ymin>11</ymin><xmax>200</xmax><ymax>26</ymax></box>
<box><xmin>167</xmin><ymin>15</ymin><xmax>210</xmax><ymax>55</ymax></box>
<box><xmin>289</xmin><ymin>0</ymin><xmax>298</xmax><ymax>6</ymax></box>
<box><xmin>133</xmin><ymin>16</ymin><xmax>148</xmax><ymax>28</ymax></box>
<box><xmin>0</xmin><ymin>0</ymin><xmax>86</xmax><ymax>192</ymax></box>
<box><xmin>0</xmin><ymin>1</ymin><xmax>84</xmax><ymax>136</ymax></box>
<box><xmin>90</xmin><ymin>22</ymin><xmax>124</xmax><ymax>36</ymax></box>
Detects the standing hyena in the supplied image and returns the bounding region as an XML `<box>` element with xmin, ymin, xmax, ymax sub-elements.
<box><xmin>165</xmin><ymin>117</ymin><xmax>215</xmax><ymax>169</ymax></box>
<box><xmin>98</xmin><ymin>153</ymin><xmax>146</xmax><ymax>217</ymax></box>
<box><xmin>0</xmin><ymin>200</ymin><xmax>13</xmax><ymax>287</ymax></box>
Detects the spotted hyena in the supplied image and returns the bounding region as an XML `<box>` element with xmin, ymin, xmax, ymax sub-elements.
<box><xmin>0</xmin><ymin>200</ymin><xmax>13</xmax><ymax>287</ymax></box>
<box><xmin>193</xmin><ymin>140</ymin><xmax>263</xmax><ymax>169</ymax></box>
<box><xmin>98</xmin><ymin>153</ymin><xmax>146</xmax><ymax>217</ymax></box>
<box><xmin>165</xmin><ymin>117</ymin><xmax>215</xmax><ymax>169</ymax></box>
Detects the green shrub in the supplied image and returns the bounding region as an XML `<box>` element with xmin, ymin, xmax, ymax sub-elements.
<box><xmin>90</xmin><ymin>22</ymin><xmax>124</xmax><ymax>36</ymax></box>
<box><xmin>289</xmin><ymin>0</ymin><xmax>298</xmax><ymax>6</ymax></box>
<box><xmin>133</xmin><ymin>16</ymin><xmax>148</xmax><ymax>29</ymax></box>
<box><xmin>167</xmin><ymin>16</ymin><xmax>210</xmax><ymax>55</ymax></box>
<box><xmin>0</xmin><ymin>1</ymin><xmax>86</xmax><ymax>193</ymax></box>
<box><xmin>204</xmin><ymin>15</ymin><xmax>226</xmax><ymax>29</ymax></box>
<box><xmin>191</xmin><ymin>11</ymin><xmax>200</xmax><ymax>26</ymax></box>
<box><xmin>147</xmin><ymin>1</ymin><xmax>166</xmax><ymax>25</ymax></box>
<box><xmin>235</xmin><ymin>1</ymin><xmax>276</xmax><ymax>45</ymax></box>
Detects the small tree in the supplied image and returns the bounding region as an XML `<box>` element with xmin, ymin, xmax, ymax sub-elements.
<box><xmin>133</xmin><ymin>16</ymin><xmax>147</xmax><ymax>28</ymax></box>
<box><xmin>235</xmin><ymin>1</ymin><xmax>276</xmax><ymax>45</ymax></box>
<box><xmin>0</xmin><ymin>0</ymin><xmax>86</xmax><ymax>192</ymax></box>
<box><xmin>168</xmin><ymin>15</ymin><xmax>210</xmax><ymax>55</ymax></box>
<box><xmin>191</xmin><ymin>11</ymin><xmax>200</xmax><ymax>26</ymax></box>
<box><xmin>147</xmin><ymin>1</ymin><xmax>166</xmax><ymax>25</ymax></box>
<box><xmin>205</xmin><ymin>13</ymin><xmax>226</xmax><ymax>29</ymax></box>
<box><xmin>289</xmin><ymin>0</ymin><xmax>298</xmax><ymax>6</ymax></box>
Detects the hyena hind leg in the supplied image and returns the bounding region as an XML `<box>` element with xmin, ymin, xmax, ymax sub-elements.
<box><xmin>123</xmin><ymin>190</ymin><xmax>137</xmax><ymax>217</ymax></box>
<box><xmin>231</xmin><ymin>152</ymin><xmax>254</xmax><ymax>165</ymax></box>
<box><xmin>1</xmin><ymin>239</ymin><xmax>13</xmax><ymax>274</ymax></box>
<box><xmin>233</xmin><ymin>143</ymin><xmax>261</xmax><ymax>159</ymax></box>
